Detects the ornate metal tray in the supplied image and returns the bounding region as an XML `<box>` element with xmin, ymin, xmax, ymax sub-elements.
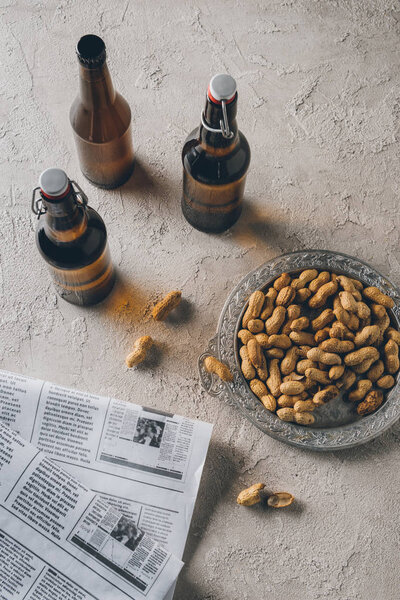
<box><xmin>199</xmin><ymin>250</ymin><xmax>400</xmax><ymax>451</ymax></box>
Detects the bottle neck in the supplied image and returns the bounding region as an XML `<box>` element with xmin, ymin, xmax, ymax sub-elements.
<box><xmin>78</xmin><ymin>61</ymin><xmax>116</xmax><ymax>109</ymax></box>
<box><xmin>41</xmin><ymin>186</ymin><xmax>88</xmax><ymax>243</ymax></box>
<box><xmin>200</xmin><ymin>96</ymin><xmax>238</xmax><ymax>151</ymax></box>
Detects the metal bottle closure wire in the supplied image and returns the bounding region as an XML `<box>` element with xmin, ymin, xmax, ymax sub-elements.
<box><xmin>31</xmin><ymin>179</ymin><xmax>88</xmax><ymax>218</ymax></box>
<box><xmin>200</xmin><ymin>99</ymin><xmax>234</xmax><ymax>139</ymax></box>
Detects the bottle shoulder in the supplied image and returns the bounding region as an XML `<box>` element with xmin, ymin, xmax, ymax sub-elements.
<box><xmin>36</xmin><ymin>207</ymin><xmax>108</xmax><ymax>268</ymax></box>
<box><xmin>70</xmin><ymin>93</ymin><xmax>131</xmax><ymax>143</ymax></box>
<box><xmin>182</xmin><ymin>129</ymin><xmax>250</xmax><ymax>185</ymax></box>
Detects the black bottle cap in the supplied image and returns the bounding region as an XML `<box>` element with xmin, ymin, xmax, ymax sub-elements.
<box><xmin>76</xmin><ymin>34</ymin><xmax>106</xmax><ymax>67</ymax></box>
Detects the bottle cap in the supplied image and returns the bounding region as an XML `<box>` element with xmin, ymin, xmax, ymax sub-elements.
<box><xmin>76</xmin><ymin>34</ymin><xmax>106</xmax><ymax>67</ymax></box>
<box><xmin>39</xmin><ymin>168</ymin><xmax>69</xmax><ymax>198</ymax></box>
<box><xmin>208</xmin><ymin>74</ymin><xmax>237</xmax><ymax>104</ymax></box>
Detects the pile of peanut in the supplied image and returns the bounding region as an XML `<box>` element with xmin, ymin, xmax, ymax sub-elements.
<box><xmin>238</xmin><ymin>270</ymin><xmax>399</xmax><ymax>425</ymax></box>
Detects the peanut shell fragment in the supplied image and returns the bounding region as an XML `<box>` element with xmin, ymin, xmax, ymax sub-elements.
<box><xmin>267</xmin><ymin>492</ymin><xmax>295</xmax><ymax>508</ymax></box>
<box><xmin>237</xmin><ymin>483</ymin><xmax>265</xmax><ymax>506</ymax></box>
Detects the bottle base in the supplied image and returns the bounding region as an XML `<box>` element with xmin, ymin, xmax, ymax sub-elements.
<box><xmin>82</xmin><ymin>161</ymin><xmax>135</xmax><ymax>190</ymax></box>
<box><xmin>55</xmin><ymin>268</ymin><xmax>116</xmax><ymax>306</ymax></box>
<box><xmin>181</xmin><ymin>197</ymin><xmax>242</xmax><ymax>234</ymax></box>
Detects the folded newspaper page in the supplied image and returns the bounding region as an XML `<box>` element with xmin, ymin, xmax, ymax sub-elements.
<box><xmin>0</xmin><ymin>420</ymin><xmax>183</xmax><ymax>600</ymax></box>
<box><xmin>0</xmin><ymin>369</ymin><xmax>213</xmax><ymax>597</ymax></box>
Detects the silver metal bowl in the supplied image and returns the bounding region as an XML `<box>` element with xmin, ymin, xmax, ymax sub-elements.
<box><xmin>199</xmin><ymin>249</ymin><xmax>400</xmax><ymax>451</ymax></box>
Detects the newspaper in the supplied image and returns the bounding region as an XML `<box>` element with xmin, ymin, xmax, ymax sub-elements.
<box><xmin>0</xmin><ymin>369</ymin><xmax>213</xmax><ymax>598</ymax></box>
<box><xmin>0</xmin><ymin>421</ymin><xmax>183</xmax><ymax>600</ymax></box>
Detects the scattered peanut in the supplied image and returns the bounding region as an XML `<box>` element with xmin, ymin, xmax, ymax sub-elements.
<box><xmin>126</xmin><ymin>336</ymin><xmax>154</xmax><ymax>367</ymax></box>
<box><xmin>204</xmin><ymin>356</ymin><xmax>233</xmax><ymax>382</ymax></box>
<box><xmin>237</xmin><ymin>483</ymin><xmax>265</xmax><ymax>506</ymax></box>
<box><xmin>267</xmin><ymin>492</ymin><xmax>295</xmax><ymax>507</ymax></box>
<box><xmin>152</xmin><ymin>291</ymin><xmax>182</xmax><ymax>321</ymax></box>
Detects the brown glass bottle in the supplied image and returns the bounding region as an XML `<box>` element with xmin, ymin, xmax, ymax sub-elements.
<box><xmin>70</xmin><ymin>34</ymin><xmax>134</xmax><ymax>189</ymax></box>
<box><xmin>182</xmin><ymin>74</ymin><xmax>250</xmax><ymax>233</ymax></box>
<box><xmin>32</xmin><ymin>168</ymin><xmax>115</xmax><ymax>306</ymax></box>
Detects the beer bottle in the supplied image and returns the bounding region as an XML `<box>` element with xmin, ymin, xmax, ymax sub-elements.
<box><xmin>70</xmin><ymin>34</ymin><xmax>134</xmax><ymax>189</ymax></box>
<box><xmin>181</xmin><ymin>74</ymin><xmax>250</xmax><ymax>233</ymax></box>
<box><xmin>32</xmin><ymin>168</ymin><xmax>115</xmax><ymax>306</ymax></box>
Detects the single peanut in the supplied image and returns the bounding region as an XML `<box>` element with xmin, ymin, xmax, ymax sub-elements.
<box><xmin>238</xmin><ymin>329</ymin><xmax>255</xmax><ymax>345</ymax></box>
<box><xmin>320</xmin><ymin>338</ymin><xmax>354</xmax><ymax>353</ymax></box>
<box><xmin>297</xmin><ymin>345</ymin><xmax>312</xmax><ymax>358</ymax></box>
<box><xmin>260</xmin><ymin>287</ymin><xmax>278</xmax><ymax>320</ymax></box>
<box><xmin>309</xmin><ymin>271</ymin><xmax>330</xmax><ymax>293</ymax></box>
<box><xmin>247</xmin><ymin>318</ymin><xmax>265</xmax><ymax>333</ymax></box>
<box><xmin>255</xmin><ymin>333</ymin><xmax>270</xmax><ymax>348</ymax></box>
<box><xmin>268</xmin><ymin>334</ymin><xmax>292</xmax><ymax>349</ymax></box>
<box><xmin>356</xmin><ymin>302</ymin><xmax>371</xmax><ymax>320</ymax></box>
<box><xmin>152</xmin><ymin>291</ymin><xmax>182</xmax><ymax>321</ymax></box>
<box><xmin>289</xmin><ymin>331</ymin><xmax>316</xmax><ymax>346</ymax></box>
<box><xmin>296</xmin><ymin>288</ymin><xmax>312</xmax><ymax>303</ymax></box>
<box><xmin>354</xmin><ymin>325</ymin><xmax>380</xmax><ymax>347</ymax></box>
<box><xmin>273</xmin><ymin>272</ymin><xmax>291</xmax><ymax>291</ymax></box>
<box><xmin>336</xmin><ymin>369</ymin><xmax>356</xmax><ymax>391</ymax></box>
<box><xmin>265</xmin><ymin>347</ymin><xmax>285</xmax><ymax>359</ymax></box>
<box><xmin>126</xmin><ymin>336</ymin><xmax>153</xmax><ymax>367</ymax></box>
<box><xmin>357</xmin><ymin>389</ymin><xmax>384</xmax><ymax>416</ymax></box>
<box><xmin>314</xmin><ymin>328</ymin><xmax>330</xmax><ymax>344</ymax></box>
<box><xmin>280</xmin><ymin>381</ymin><xmax>305</xmax><ymax>396</ymax></box>
<box><xmin>294</xmin><ymin>411</ymin><xmax>315</xmax><ymax>425</ymax></box>
<box><xmin>344</xmin><ymin>346</ymin><xmax>379</xmax><ymax>367</ymax></box>
<box><xmin>237</xmin><ymin>483</ymin><xmax>265</xmax><ymax>506</ymax></box>
<box><xmin>313</xmin><ymin>385</ymin><xmax>339</xmax><ymax>406</ymax></box>
<box><xmin>240</xmin><ymin>346</ymin><xmax>256</xmax><ymax>380</ymax></box>
<box><xmin>384</xmin><ymin>339</ymin><xmax>399</xmax><ymax>374</ymax></box>
<box><xmin>256</xmin><ymin>353</ymin><xmax>269</xmax><ymax>381</ymax></box>
<box><xmin>309</xmin><ymin>280</ymin><xmax>338</xmax><ymax>309</ymax></box>
<box><xmin>265</xmin><ymin>306</ymin><xmax>287</xmax><ymax>335</ymax></box>
<box><xmin>280</xmin><ymin>346</ymin><xmax>300</xmax><ymax>376</ymax></box>
<box><xmin>290</xmin><ymin>316</ymin><xmax>310</xmax><ymax>331</ymax></box>
<box><xmin>247</xmin><ymin>338</ymin><xmax>264</xmax><ymax>369</ymax></box>
<box><xmin>276</xmin><ymin>286</ymin><xmax>296</xmax><ymax>307</ymax></box>
<box><xmin>311</xmin><ymin>308</ymin><xmax>335</xmax><ymax>331</ymax></box>
<box><xmin>363</xmin><ymin>287</ymin><xmax>394</xmax><ymax>308</ymax></box>
<box><xmin>276</xmin><ymin>407</ymin><xmax>296</xmax><ymax>422</ymax></box>
<box><xmin>377</xmin><ymin>374</ymin><xmax>395</xmax><ymax>389</ymax></box>
<box><xmin>386</xmin><ymin>327</ymin><xmax>400</xmax><ymax>345</ymax></box>
<box><xmin>352</xmin><ymin>356</ymin><xmax>379</xmax><ymax>374</ymax></box>
<box><xmin>367</xmin><ymin>359</ymin><xmax>385</xmax><ymax>382</ymax></box>
<box><xmin>277</xmin><ymin>394</ymin><xmax>298</xmax><ymax>408</ymax></box>
<box><xmin>267</xmin><ymin>492</ymin><xmax>295</xmax><ymax>507</ymax></box>
<box><xmin>348</xmin><ymin>379</ymin><xmax>373</xmax><ymax>402</ymax></box>
<box><xmin>267</xmin><ymin>359</ymin><xmax>282</xmax><ymax>397</ymax></box>
<box><xmin>291</xmin><ymin>269</ymin><xmax>318</xmax><ymax>290</ymax></box>
<box><xmin>305</xmin><ymin>368</ymin><xmax>331</xmax><ymax>385</ymax></box>
<box><xmin>329</xmin><ymin>364</ymin><xmax>345</xmax><ymax>380</ymax></box>
<box><xmin>242</xmin><ymin>290</ymin><xmax>265</xmax><ymax>328</ymax></box>
<box><xmin>293</xmin><ymin>399</ymin><xmax>315</xmax><ymax>412</ymax></box>
<box><xmin>339</xmin><ymin>291</ymin><xmax>358</xmax><ymax>312</ymax></box>
<box><xmin>336</xmin><ymin>275</ymin><xmax>357</xmax><ymax>293</ymax></box>
<box><xmin>204</xmin><ymin>356</ymin><xmax>233</xmax><ymax>382</ymax></box>
<box><xmin>307</xmin><ymin>347</ymin><xmax>341</xmax><ymax>365</ymax></box>
<box><xmin>297</xmin><ymin>359</ymin><xmax>317</xmax><ymax>374</ymax></box>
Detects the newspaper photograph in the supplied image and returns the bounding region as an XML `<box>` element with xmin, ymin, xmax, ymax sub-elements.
<box><xmin>0</xmin><ymin>421</ymin><xmax>183</xmax><ymax>600</ymax></box>
<box><xmin>0</xmin><ymin>369</ymin><xmax>212</xmax><ymax>573</ymax></box>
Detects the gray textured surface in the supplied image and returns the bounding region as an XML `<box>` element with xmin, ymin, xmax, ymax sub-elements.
<box><xmin>1</xmin><ymin>1</ymin><xmax>400</xmax><ymax>598</ymax></box>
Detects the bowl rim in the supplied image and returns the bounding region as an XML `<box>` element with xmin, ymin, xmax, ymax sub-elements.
<box><xmin>204</xmin><ymin>249</ymin><xmax>400</xmax><ymax>451</ymax></box>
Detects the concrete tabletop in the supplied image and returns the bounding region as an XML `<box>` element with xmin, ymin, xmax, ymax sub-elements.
<box><xmin>1</xmin><ymin>1</ymin><xmax>399</xmax><ymax>598</ymax></box>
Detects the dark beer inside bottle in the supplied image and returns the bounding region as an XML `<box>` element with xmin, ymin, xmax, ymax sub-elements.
<box><xmin>182</xmin><ymin>91</ymin><xmax>250</xmax><ymax>233</ymax></box>
<box><xmin>36</xmin><ymin>184</ymin><xmax>115</xmax><ymax>306</ymax></box>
